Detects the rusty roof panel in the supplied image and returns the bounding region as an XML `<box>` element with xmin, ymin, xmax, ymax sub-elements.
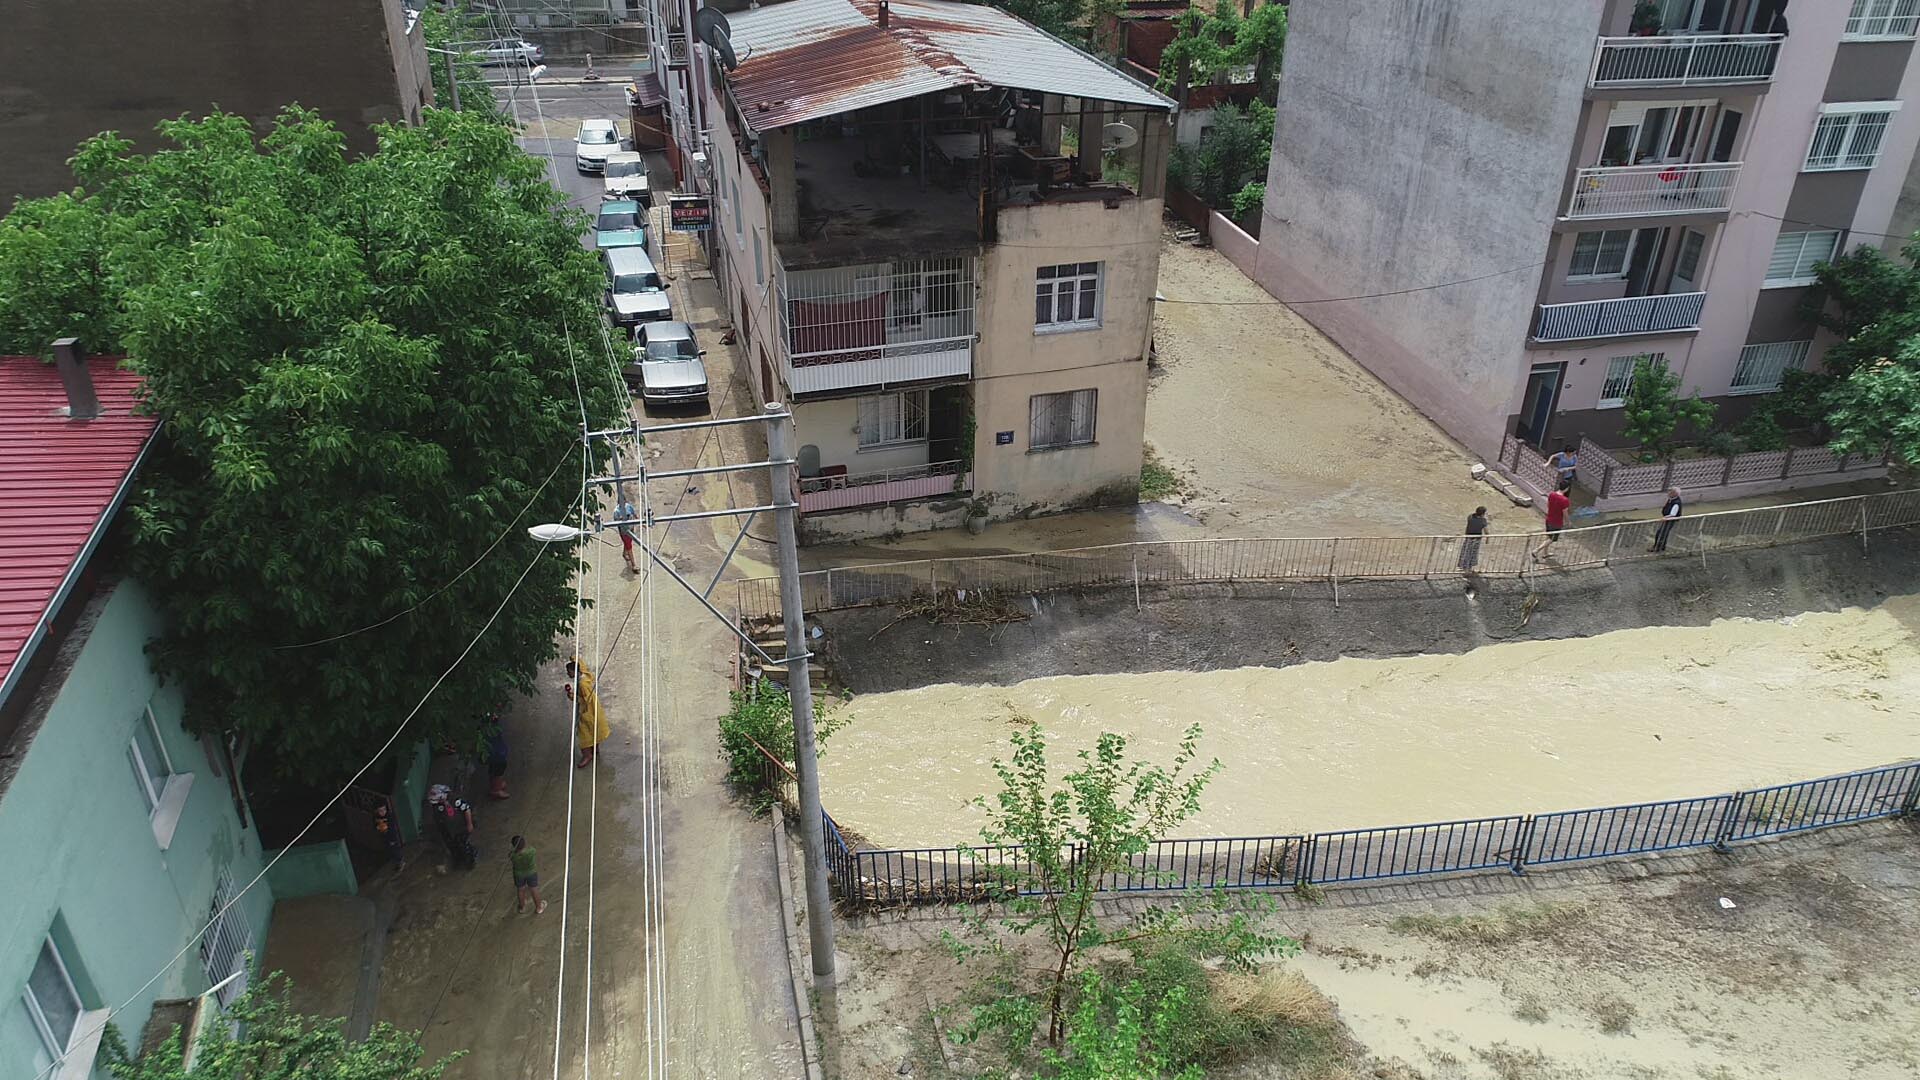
<box><xmin>725</xmin><ymin>0</ymin><xmax>1171</xmax><ymax>132</ymax></box>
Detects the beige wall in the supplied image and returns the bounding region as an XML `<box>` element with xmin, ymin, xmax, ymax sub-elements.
<box><xmin>969</xmin><ymin>197</ymin><xmax>1159</xmax><ymax>514</ymax></box>
<box><xmin>703</xmin><ymin>76</ymin><xmax>783</xmax><ymax>404</ymax></box>
<box><xmin>792</xmin><ymin>396</ymin><xmax>932</xmax><ymax>476</ymax></box>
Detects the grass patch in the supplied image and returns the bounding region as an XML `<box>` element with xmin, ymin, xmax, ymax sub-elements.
<box><xmin>1744</xmin><ymin>790</ymin><xmax>1810</xmax><ymax>826</ymax></box>
<box><xmin>1388</xmin><ymin>903</ymin><xmax>1584</xmax><ymax>946</ymax></box>
<box><xmin>1139</xmin><ymin>446</ymin><xmax>1184</xmax><ymax>500</ymax></box>
<box><xmin>1511</xmin><ymin>994</ymin><xmax>1550</xmax><ymax>1024</ymax></box>
<box><xmin>1589</xmin><ymin>993</ymin><xmax>1636</xmax><ymax>1034</ymax></box>
<box><xmin>1117</xmin><ymin>946</ymin><xmax>1357</xmax><ymax>1076</ymax></box>
<box><xmin>1293</xmin><ymin>881</ymin><xmax>1327</xmax><ymax>905</ymax></box>
<box><xmin>1476</xmin><ymin>1041</ymin><xmax>1554</xmax><ymax>1080</ymax></box>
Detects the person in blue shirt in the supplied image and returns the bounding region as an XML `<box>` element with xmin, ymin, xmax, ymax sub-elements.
<box><xmin>1548</xmin><ymin>443</ymin><xmax>1578</xmax><ymax>488</ymax></box>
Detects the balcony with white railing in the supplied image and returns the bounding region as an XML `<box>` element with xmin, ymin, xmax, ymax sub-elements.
<box><xmin>798</xmin><ymin>460</ymin><xmax>969</xmax><ymax>514</ymax></box>
<box><xmin>1532</xmin><ymin>292</ymin><xmax>1705</xmax><ymax>343</ymax></box>
<box><xmin>1564</xmin><ymin>162</ymin><xmax>1740</xmax><ymax>220</ymax></box>
<box><xmin>778</xmin><ymin>257</ymin><xmax>976</xmax><ymax>395</ymax></box>
<box><xmin>1589</xmin><ymin>34</ymin><xmax>1783</xmax><ymax>89</ymax></box>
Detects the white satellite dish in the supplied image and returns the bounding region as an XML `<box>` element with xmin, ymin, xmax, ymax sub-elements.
<box><xmin>1101</xmin><ymin>122</ymin><xmax>1140</xmax><ymax>150</ymax></box>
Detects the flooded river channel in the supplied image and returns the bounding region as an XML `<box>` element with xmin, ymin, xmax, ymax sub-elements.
<box><xmin>820</xmin><ymin>598</ymin><xmax>1920</xmax><ymax>847</ymax></box>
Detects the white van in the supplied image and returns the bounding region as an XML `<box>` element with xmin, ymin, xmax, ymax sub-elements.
<box><xmin>603</xmin><ymin>247</ymin><xmax>671</xmax><ymax>329</ymax></box>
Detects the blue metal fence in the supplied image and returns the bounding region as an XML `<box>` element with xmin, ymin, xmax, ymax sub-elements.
<box><xmin>822</xmin><ymin>761</ymin><xmax>1920</xmax><ymax>910</ymax></box>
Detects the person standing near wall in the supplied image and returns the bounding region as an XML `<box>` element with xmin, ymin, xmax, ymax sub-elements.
<box><xmin>1651</xmin><ymin>488</ymin><xmax>1683</xmax><ymax>552</ymax></box>
<box><xmin>1458</xmin><ymin>506</ymin><xmax>1489</xmax><ymax>572</ymax></box>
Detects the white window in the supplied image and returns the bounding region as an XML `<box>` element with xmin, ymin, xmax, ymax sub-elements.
<box><xmin>128</xmin><ymin>704</ymin><xmax>195</xmax><ymax>848</ymax></box>
<box><xmin>1034</xmin><ymin>262</ymin><xmax>1103</xmax><ymax>331</ymax></box>
<box><xmin>1846</xmin><ymin>0</ymin><xmax>1920</xmax><ymax>39</ymax></box>
<box><xmin>856</xmin><ymin>390</ymin><xmax>927</xmax><ymax>449</ymax></box>
<box><xmin>23</xmin><ymin>938</ymin><xmax>82</xmax><ymax>1064</ymax></box>
<box><xmin>1731</xmin><ymin>340</ymin><xmax>1812</xmax><ymax>394</ymax></box>
<box><xmin>1566</xmin><ymin>230</ymin><xmax>1638</xmax><ymax>281</ymax></box>
<box><xmin>1804</xmin><ymin>104</ymin><xmax>1900</xmax><ymax>171</ymax></box>
<box><xmin>1029</xmin><ymin>388</ymin><xmax>1098</xmax><ymax>450</ymax></box>
<box><xmin>1598</xmin><ymin>352</ymin><xmax>1665</xmax><ymax>409</ymax></box>
<box><xmin>1765</xmin><ymin>230</ymin><xmax>1842</xmax><ymax>288</ymax></box>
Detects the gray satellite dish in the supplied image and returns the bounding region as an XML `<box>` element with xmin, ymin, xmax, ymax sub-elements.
<box><xmin>694</xmin><ymin>8</ymin><xmax>738</xmax><ymax>70</ymax></box>
<box><xmin>1101</xmin><ymin>122</ymin><xmax>1140</xmax><ymax>150</ymax></box>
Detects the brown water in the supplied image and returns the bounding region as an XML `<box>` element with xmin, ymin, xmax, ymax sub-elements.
<box><xmin>821</xmin><ymin>598</ymin><xmax>1920</xmax><ymax>846</ymax></box>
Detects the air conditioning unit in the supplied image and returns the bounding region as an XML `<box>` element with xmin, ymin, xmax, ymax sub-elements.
<box><xmin>690</xmin><ymin>151</ymin><xmax>710</xmax><ymax>177</ymax></box>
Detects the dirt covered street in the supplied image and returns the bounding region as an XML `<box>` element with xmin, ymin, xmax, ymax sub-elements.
<box><xmin>826</xmin><ymin>824</ymin><xmax>1920</xmax><ymax>1080</ymax></box>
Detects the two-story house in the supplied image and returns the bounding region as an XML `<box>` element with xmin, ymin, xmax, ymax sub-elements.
<box><xmin>695</xmin><ymin>0</ymin><xmax>1175</xmax><ymax>541</ymax></box>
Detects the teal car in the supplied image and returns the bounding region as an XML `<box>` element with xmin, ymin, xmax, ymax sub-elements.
<box><xmin>595</xmin><ymin>200</ymin><xmax>647</xmax><ymax>250</ymax></box>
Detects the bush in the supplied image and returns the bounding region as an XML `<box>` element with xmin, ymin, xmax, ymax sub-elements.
<box><xmin>717</xmin><ymin>686</ymin><xmax>840</xmax><ymax>800</ymax></box>
<box><xmin>1735</xmin><ymin>410</ymin><xmax>1789</xmax><ymax>452</ymax></box>
<box><xmin>1123</xmin><ymin>945</ymin><xmax>1345</xmax><ymax>1071</ymax></box>
<box><xmin>1698</xmin><ymin>430</ymin><xmax>1741</xmax><ymax>459</ymax></box>
<box><xmin>1229</xmin><ymin>181</ymin><xmax>1266</xmax><ymax>220</ymax></box>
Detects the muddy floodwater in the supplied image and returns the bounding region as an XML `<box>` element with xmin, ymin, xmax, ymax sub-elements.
<box><xmin>821</xmin><ymin>598</ymin><xmax>1920</xmax><ymax>846</ymax></box>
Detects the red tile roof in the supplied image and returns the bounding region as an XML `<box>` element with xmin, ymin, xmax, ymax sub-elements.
<box><xmin>0</xmin><ymin>355</ymin><xmax>159</xmax><ymax>703</ymax></box>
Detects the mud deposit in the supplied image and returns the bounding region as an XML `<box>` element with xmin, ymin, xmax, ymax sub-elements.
<box><xmin>821</xmin><ymin>596</ymin><xmax>1920</xmax><ymax>845</ymax></box>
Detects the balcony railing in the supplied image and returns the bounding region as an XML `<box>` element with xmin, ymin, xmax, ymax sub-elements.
<box><xmin>1533</xmin><ymin>292</ymin><xmax>1705</xmax><ymax>342</ymax></box>
<box><xmin>786</xmin><ymin>337</ymin><xmax>974</xmax><ymax>394</ymax></box>
<box><xmin>798</xmin><ymin>460</ymin><xmax>967</xmax><ymax>514</ymax></box>
<box><xmin>1590</xmin><ymin>34</ymin><xmax>1783</xmax><ymax>88</ymax></box>
<box><xmin>1564</xmin><ymin>162</ymin><xmax>1739</xmax><ymax>219</ymax></box>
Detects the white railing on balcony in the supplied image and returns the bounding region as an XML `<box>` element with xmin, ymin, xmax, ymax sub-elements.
<box><xmin>1534</xmin><ymin>292</ymin><xmax>1705</xmax><ymax>342</ymax></box>
<box><xmin>1565</xmin><ymin>162</ymin><xmax>1740</xmax><ymax>219</ymax></box>
<box><xmin>1589</xmin><ymin>34</ymin><xmax>1783</xmax><ymax>88</ymax></box>
<box><xmin>798</xmin><ymin>460</ymin><xmax>968</xmax><ymax>514</ymax></box>
<box><xmin>786</xmin><ymin>338</ymin><xmax>974</xmax><ymax>394</ymax></box>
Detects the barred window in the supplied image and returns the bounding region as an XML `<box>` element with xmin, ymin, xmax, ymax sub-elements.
<box><xmin>1804</xmin><ymin>106</ymin><xmax>1898</xmax><ymax>171</ymax></box>
<box><xmin>1029</xmin><ymin>388</ymin><xmax>1098</xmax><ymax>450</ymax></box>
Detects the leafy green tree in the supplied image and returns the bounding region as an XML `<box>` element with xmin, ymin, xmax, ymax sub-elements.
<box><xmin>1174</xmin><ymin>104</ymin><xmax>1269</xmax><ymax>208</ymax></box>
<box><xmin>103</xmin><ymin>972</ymin><xmax>459</xmax><ymax>1080</ymax></box>
<box><xmin>422</xmin><ymin>4</ymin><xmax>511</xmax><ymax>126</ymax></box>
<box><xmin>1620</xmin><ymin>355</ymin><xmax>1716</xmax><ymax>459</ymax></box>
<box><xmin>945</xmin><ymin>724</ymin><xmax>1292</xmax><ymax>1050</ymax></box>
<box><xmin>1156</xmin><ymin>2</ymin><xmax>1287</xmax><ymax>98</ymax></box>
<box><xmin>1800</xmin><ymin>244</ymin><xmax>1920</xmax><ymax>379</ymax></box>
<box><xmin>1229</xmin><ymin>181</ymin><xmax>1265</xmax><ymax>219</ymax></box>
<box><xmin>1234</xmin><ymin>3</ymin><xmax>1288</xmax><ymax>94</ymax></box>
<box><xmin>1825</xmin><ymin>344</ymin><xmax>1920</xmax><ymax>466</ymax></box>
<box><xmin>0</xmin><ymin>195</ymin><xmax>118</xmax><ymax>353</ymax></box>
<box><xmin>0</xmin><ymin>108</ymin><xmax>621</xmax><ymax>779</ymax></box>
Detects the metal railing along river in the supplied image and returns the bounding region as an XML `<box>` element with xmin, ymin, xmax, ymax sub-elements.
<box><xmin>819</xmin><ymin>761</ymin><xmax>1920</xmax><ymax>910</ymax></box>
<box><xmin>735</xmin><ymin>488</ymin><xmax>1920</xmax><ymax>624</ymax></box>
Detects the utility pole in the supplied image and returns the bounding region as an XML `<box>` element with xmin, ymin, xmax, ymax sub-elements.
<box><xmin>763</xmin><ymin>402</ymin><xmax>837</xmax><ymax>989</ymax></box>
<box><xmin>445</xmin><ymin>52</ymin><xmax>461</xmax><ymax>111</ymax></box>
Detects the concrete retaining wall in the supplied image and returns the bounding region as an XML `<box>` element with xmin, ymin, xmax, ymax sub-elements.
<box><xmin>264</xmin><ymin>840</ymin><xmax>360</xmax><ymax>899</ymax></box>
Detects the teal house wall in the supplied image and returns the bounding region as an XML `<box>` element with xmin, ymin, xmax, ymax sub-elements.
<box><xmin>0</xmin><ymin>579</ymin><xmax>274</xmax><ymax>1077</ymax></box>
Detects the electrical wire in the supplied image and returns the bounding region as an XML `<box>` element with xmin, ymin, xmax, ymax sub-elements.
<box><xmin>272</xmin><ymin>447</ymin><xmax>573</xmax><ymax>649</ymax></box>
<box><xmin>28</xmin><ymin>484</ymin><xmax>582</xmax><ymax>1080</ymax></box>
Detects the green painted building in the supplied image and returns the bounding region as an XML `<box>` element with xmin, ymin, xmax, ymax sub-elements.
<box><xmin>1</xmin><ymin>351</ymin><xmax>273</xmax><ymax>1078</ymax></box>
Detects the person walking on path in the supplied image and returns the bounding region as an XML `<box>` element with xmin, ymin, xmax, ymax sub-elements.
<box><xmin>1458</xmin><ymin>506</ymin><xmax>1489</xmax><ymax>572</ymax></box>
<box><xmin>1651</xmin><ymin>487</ymin><xmax>1684</xmax><ymax>552</ymax></box>
<box><xmin>374</xmin><ymin>799</ymin><xmax>406</xmax><ymax>875</ymax></box>
<box><xmin>564</xmin><ymin>658</ymin><xmax>612</xmax><ymax>769</ymax></box>
<box><xmin>510</xmin><ymin>835</ymin><xmax>547</xmax><ymax>914</ymax></box>
<box><xmin>614</xmin><ymin>490</ymin><xmax>639</xmax><ymax>575</ymax></box>
<box><xmin>482</xmin><ymin>716</ymin><xmax>510</xmax><ymax>800</ymax></box>
<box><xmin>1548</xmin><ymin>443</ymin><xmax>1578</xmax><ymax>488</ymax></box>
<box><xmin>1531</xmin><ymin>482</ymin><xmax>1573</xmax><ymax>562</ymax></box>
<box><xmin>428</xmin><ymin>784</ymin><xmax>479</xmax><ymax>871</ymax></box>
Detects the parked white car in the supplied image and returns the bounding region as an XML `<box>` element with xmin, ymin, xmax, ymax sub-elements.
<box><xmin>602</xmin><ymin>151</ymin><xmax>650</xmax><ymax>204</ymax></box>
<box><xmin>574</xmin><ymin>119</ymin><xmax>621</xmax><ymax>174</ymax></box>
<box><xmin>473</xmin><ymin>39</ymin><xmax>542</xmax><ymax>66</ymax></box>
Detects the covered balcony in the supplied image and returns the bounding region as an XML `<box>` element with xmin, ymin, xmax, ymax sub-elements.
<box><xmin>1533</xmin><ymin>292</ymin><xmax>1705</xmax><ymax>343</ymax></box>
<box><xmin>1564</xmin><ymin>162</ymin><xmax>1739</xmax><ymax>220</ymax></box>
<box><xmin>1589</xmin><ymin>34</ymin><xmax>1783</xmax><ymax>89</ymax></box>
<box><xmin>793</xmin><ymin>384</ymin><xmax>972</xmax><ymax>516</ymax></box>
<box><xmin>799</xmin><ymin>460</ymin><xmax>969</xmax><ymax>513</ymax></box>
<box><xmin>776</xmin><ymin>257</ymin><xmax>976</xmax><ymax>396</ymax></box>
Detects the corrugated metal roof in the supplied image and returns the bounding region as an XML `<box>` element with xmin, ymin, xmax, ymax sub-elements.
<box><xmin>0</xmin><ymin>356</ymin><xmax>158</xmax><ymax>703</ymax></box>
<box><xmin>725</xmin><ymin>0</ymin><xmax>1171</xmax><ymax>132</ymax></box>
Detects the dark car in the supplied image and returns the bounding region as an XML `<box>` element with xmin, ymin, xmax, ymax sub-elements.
<box><xmin>627</xmin><ymin>322</ymin><xmax>708</xmax><ymax>407</ymax></box>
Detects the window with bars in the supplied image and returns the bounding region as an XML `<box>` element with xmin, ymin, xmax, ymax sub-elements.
<box><xmin>1599</xmin><ymin>352</ymin><xmax>1665</xmax><ymax>409</ymax></box>
<box><xmin>1804</xmin><ymin>106</ymin><xmax>1899</xmax><ymax>171</ymax></box>
<box><xmin>1731</xmin><ymin>340</ymin><xmax>1812</xmax><ymax>394</ymax></box>
<box><xmin>201</xmin><ymin>873</ymin><xmax>255</xmax><ymax>1013</ymax></box>
<box><xmin>784</xmin><ymin>259</ymin><xmax>975</xmax><ymax>357</ymax></box>
<box><xmin>1764</xmin><ymin>230</ymin><xmax>1842</xmax><ymax>288</ymax></box>
<box><xmin>1846</xmin><ymin>0</ymin><xmax>1920</xmax><ymax>38</ymax></box>
<box><xmin>1029</xmin><ymin>388</ymin><xmax>1098</xmax><ymax>450</ymax></box>
<box><xmin>856</xmin><ymin>390</ymin><xmax>928</xmax><ymax>448</ymax></box>
<box><xmin>1034</xmin><ymin>262</ymin><xmax>1102</xmax><ymax>331</ymax></box>
<box><xmin>1566</xmin><ymin>230</ymin><xmax>1638</xmax><ymax>281</ymax></box>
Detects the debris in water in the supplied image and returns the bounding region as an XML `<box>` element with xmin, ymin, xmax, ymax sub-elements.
<box><xmin>1719</xmin><ymin>897</ymin><xmax>1737</xmax><ymax>909</ymax></box>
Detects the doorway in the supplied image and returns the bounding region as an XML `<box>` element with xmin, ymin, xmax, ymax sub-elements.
<box><xmin>1517</xmin><ymin>363</ymin><xmax>1564</xmax><ymax>450</ymax></box>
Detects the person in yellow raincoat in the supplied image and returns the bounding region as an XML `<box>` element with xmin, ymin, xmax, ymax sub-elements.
<box><xmin>563</xmin><ymin>658</ymin><xmax>611</xmax><ymax>768</ymax></box>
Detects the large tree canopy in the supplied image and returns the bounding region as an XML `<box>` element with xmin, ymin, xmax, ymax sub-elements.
<box><xmin>0</xmin><ymin>108</ymin><xmax>622</xmax><ymax>778</ymax></box>
<box><xmin>1802</xmin><ymin>242</ymin><xmax>1920</xmax><ymax>467</ymax></box>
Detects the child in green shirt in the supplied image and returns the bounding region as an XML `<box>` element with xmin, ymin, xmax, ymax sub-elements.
<box><xmin>511</xmin><ymin>835</ymin><xmax>546</xmax><ymax>914</ymax></box>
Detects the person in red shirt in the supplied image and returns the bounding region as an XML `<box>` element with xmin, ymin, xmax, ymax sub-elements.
<box><xmin>1531</xmin><ymin>482</ymin><xmax>1573</xmax><ymax>561</ymax></box>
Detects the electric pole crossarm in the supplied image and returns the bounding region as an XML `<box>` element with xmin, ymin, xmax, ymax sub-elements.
<box><xmin>651</xmin><ymin>503</ymin><xmax>782</xmax><ymax>525</ymax></box>
<box><xmin>627</xmin><ymin>535</ymin><xmax>809</xmax><ymax>669</ymax></box>
<box><xmin>649</xmin><ymin>457</ymin><xmax>796</xmax><ymax>480</ymax></box>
